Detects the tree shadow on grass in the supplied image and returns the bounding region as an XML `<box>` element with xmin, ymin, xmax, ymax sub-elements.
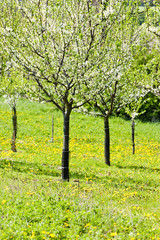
<box><xmin>115</xmin><ymin>164</ymin><xmax>160</xmax><ymax>173</ymax></box>
<box><xmin>0</xmin><ymin>158</ymin><xmax>59</xmax><ymax>177</ymax></box>
<box><xmin>0</xmin><ymin>158</ymin><xmax>88</xmax><ymax>180</ymax></box>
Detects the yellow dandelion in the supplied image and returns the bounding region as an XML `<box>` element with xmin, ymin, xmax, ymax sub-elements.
<box><xmin>1</xmin><ymin>200</ymin><xmax>6</xmax><ymax>205</ymax></box>
<box><xmin>50</xmin><ymin>233</ymin><xmax>55</xmax><ymax>238</ymax></box>
<box><xmin>110</xmin><ymin>232</ymin><xmax>117</xmax><ymax>237</ymax></box>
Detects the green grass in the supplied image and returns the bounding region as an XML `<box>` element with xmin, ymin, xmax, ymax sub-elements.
<box><xmin>0</xmin><ymin>98</ymin><xmax>160</xmax><ymax>240</ymax></box>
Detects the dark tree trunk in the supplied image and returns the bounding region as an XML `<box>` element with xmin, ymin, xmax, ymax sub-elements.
<box><xmin>11</xmin><ymin>105</ymin><xmax>17</xmax><ymax>152</ymax></box>
<box><xmin>104</xmin><ymin>116</ymin><xmax>110</xmax><ymax>166</ymax></box>
<box><xmin>132</xmin><ymin>117</ymin><xmax>135</xmax><ymax>154</ymax></box>
<box><xmin>62</xmin><ymin>111</ymin><xmax>70</xmax><ymax>181</ymax></box>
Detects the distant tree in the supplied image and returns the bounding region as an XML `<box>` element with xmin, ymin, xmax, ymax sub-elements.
<box><xmin>0</xmin><ymin>63</ymin><xmax>25</xmax><ymax>152</ymax></box>
<box><xmin>120</xmin><ymin>80</ymin><xmax>148</xmax><ymax>154</ymax></box>
<box><xmin>136</xmin><ymin>8</ymin><xmax>160</xmax><ymax>99</ymax></box>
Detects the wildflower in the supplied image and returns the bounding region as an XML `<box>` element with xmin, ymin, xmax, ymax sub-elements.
<box><xmin>50</xmin><ymin>233</ymin><xmax>55</xmax><ymax>238</ymax></box>
<box><xmin>84</xmin><ymin>223</ymin><xmax>90</xmax><ymax>228</ymax></box>
<box><xmin>110</xmin><ymin>232</ymin><xmax>117</xmax><ymax>237</ymax></box>
<box><xmin>30</xmin><ymin>232</ymin><xmax>35</xmax><ymax>239</ymax></box>
<box><xmin>1</xmin><ymin>200</ymin><xmax>6</xmax><ymax>205</ymax></box>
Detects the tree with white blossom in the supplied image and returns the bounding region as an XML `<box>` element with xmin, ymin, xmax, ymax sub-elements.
<box><xmin>1</xmin><ymin>0</ymin><xmax>132</xmax><ymax>180</ymax></box>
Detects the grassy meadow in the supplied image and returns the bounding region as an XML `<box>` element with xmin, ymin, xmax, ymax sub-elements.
<box><xmin>0</xmin><ymin>98</ymin><xmax>160</xmax><ymax>240</ymax></box>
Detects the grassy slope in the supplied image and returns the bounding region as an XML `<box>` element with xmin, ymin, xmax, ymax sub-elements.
<box><xmin>0</xmin><ymin>98</ymin><xmax>160</xmax><ymax>240</ymax></box>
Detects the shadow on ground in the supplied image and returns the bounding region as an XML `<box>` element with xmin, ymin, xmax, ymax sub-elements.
<box><xmin>0</xmin><ymin>158</ymin><xmax>88</xmax><ymax>180</ymax></box>
<box><xmin>115</xmin><ymin>163</ymin><xmax>160</xmax><ymax>173</ymax></box>
<box><xmin>0</xmin><ymin>158</ymin><xmax>59</xmax><ymax>177</ymax></box>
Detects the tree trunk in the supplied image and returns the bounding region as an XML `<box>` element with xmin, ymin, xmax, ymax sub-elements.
<box><xmin>62</xmin><ymin>111</ymin><xmax>70</xmax><ymax>181</ymax></box>
<box><xmin>11</xmin><ymin>105</ymin><xmax>17</xmax><ymax>152</ymax></box>
<box><xmin>104</xmin><ymin>116</ymin><xmax>110</xmax><ymax>166</ymax></box>
<box><xmin>132</xmin><ymin>117</ymin><xmax>135</xmax><ymax>154</ymax></box>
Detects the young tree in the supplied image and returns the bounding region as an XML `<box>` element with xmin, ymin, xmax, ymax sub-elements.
<box><xmin>1</xmin><ymin>0</ymin><xmax>128</xmax><ymax>180</ymax></box>
<box><xmin>0</xmin><ymin>60</ymin><xmax>25</xmax><ymax>152</ymax></box>
<box><xmin>0</xmin><ymin>16</ymin><xmax>25</xmax><ymax>152</ymax></box>
<box><xmin>82</xmin><ymin>0</ymin><xmax>141</xmax><ymax>165</ymax></box>
<box><xmin>120</xmin><ymin>81</ymin><xmax>148</xmax><ymax>154</ymax></box>
<box><xmin>89</xmin><ymin>66</ymin><xmax>126</xmax><ymax>165</ymax></box>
